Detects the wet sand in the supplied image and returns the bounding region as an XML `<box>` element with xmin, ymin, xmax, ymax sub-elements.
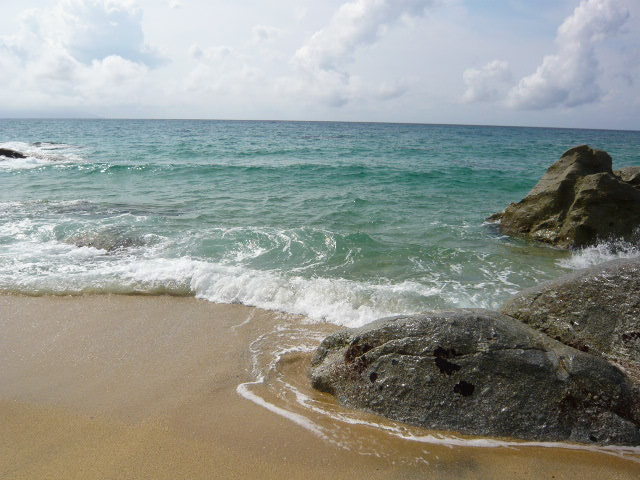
<box><xmin>1</xmin><ymin>294</ymin><xmax>639</xmax><ymax>479</ymax></box>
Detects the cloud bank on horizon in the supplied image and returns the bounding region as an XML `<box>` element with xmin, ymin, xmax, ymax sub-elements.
<box><xmin>0</xmin><ymin>0</ymin><xmax>637</xmax><ymax>128</ymax></box>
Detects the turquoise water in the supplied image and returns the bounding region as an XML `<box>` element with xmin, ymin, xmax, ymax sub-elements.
<box><xmin>2</xmin><ymin>119</ymin><xmax>640</xmax><ymax>326</ymax></box>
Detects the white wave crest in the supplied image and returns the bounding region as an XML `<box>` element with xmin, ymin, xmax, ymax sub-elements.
<box><xmin>558</xmin><ymin>238</ymin><xmax>640</xmax><ymax>270</ymax></box>
<box><xmin>0</xmin><ymin>234</ymin><xmax>442</xmax><ymax>327</ymax></box>
<box><xmin>114</xmin><ymin>258</ymin><xmax>442</xmax><ymax>327</ymax></box>
<box><xmin>0</xmin><ymin>227</ymin><xmax>544</xmax><ymax>328</ymax></box>
<box><xmin>0</xmin><ymin>141</ymin><xmax>85</xmax><ymax>170</ymax></box>
<box><xmin>0</xmin><ymin>217</ymin><xmax>559</xmax><ymax>327</ymax></box>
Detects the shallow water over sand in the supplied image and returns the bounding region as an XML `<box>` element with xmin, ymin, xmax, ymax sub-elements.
<box><xmin>237</xmin><ymin>311</ymin><xmax>640</xmax><ymax>467</ymax></box>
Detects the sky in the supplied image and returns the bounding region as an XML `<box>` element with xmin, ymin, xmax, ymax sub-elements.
<box><xmin>0</xmin><ymin>0</ymin><xmax>638</xmax><ymax>129</ymax></box>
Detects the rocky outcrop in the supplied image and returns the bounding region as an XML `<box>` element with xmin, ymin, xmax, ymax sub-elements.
<box><xmin>310</xmin><ymin>309</ymin><xmax>640</xmax><ymax>445</ymax></box>
<box><xmin>310</xmin><ymin>145</ymin><xmax>640</xmax><ymax>445</ymax></box>
<box><xmin>501</xmin><ymin>258</ymin><xmax>640</xmax><ymax>382</ymax></box>
<box><xmin>490</xmin><ymin>145</ymin><xmax>640</xmax><ymax>248</ymax></box>
<box><xmin>0</xmin><ymin>148</ymin><xmax>26</xmax><ymax>159</ymax></box>
<box><xmin>615</xmin><ymin>166</ymin><xmax>640</xmax><ymax>188</ymax></box>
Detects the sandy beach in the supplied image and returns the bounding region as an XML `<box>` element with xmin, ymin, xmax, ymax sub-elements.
<box><xmin>1</xmin><ymin>294</ymin><xmax>639</xmax><ymax>479</ymax></box>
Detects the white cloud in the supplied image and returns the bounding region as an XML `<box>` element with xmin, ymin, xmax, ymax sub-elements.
<box><xmin>294</xmin><ymin>0</ymin><xmax>436</xmax><ymax>72</ymax></box>
<box><xmin>78</xmin><ymin>55</ymin><xmax>149</xmax><ymax>100</ymax></box>
<box><xmin>24</xmin><ymin>0</ymin><xmax>163</xmax><ymax>66</ymax></box>
<box><xmin>183</xmin><ymin>0</ymin><xmax>438</xmax><ymax>110</ymax></box>
<box><xmin>0</xmin><ymin>0</ymin><xmax>161</xmax><ymax>109</ymax></box>
<box><xmin>291</xmin><ymin>0</ymin><xmax>438</xmax><ymax>106</ymax></box>
<box><xmin>507</xmin><ymin>0</ymin><xmax>629</xmax><ymax>110</ymax></box>
<box><xmin>0</xmin><ymin>0</ymin><xmax>636</xmax><ymax>127</ymax></box>
<box><xmin>66</xmin><ymin>0</ymin><xmax>162</xmax><ymax>65</ymax></box>
<box><xmin>461</xmin><ymin>60</ymin><xmax>512</xmax><ymax>103</ymax></box>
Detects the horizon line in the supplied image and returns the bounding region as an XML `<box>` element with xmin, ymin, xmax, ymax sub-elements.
<box><xmin>0</xmin><ymin>117</ymin><xmax>638</xmax><ymax>133</ymax></box>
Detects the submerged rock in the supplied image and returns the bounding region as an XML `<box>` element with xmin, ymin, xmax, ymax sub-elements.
<box><xmin>0</xmin><ymin>148</ymin><xmax>26</xmax><ymax>159</ymax></box>
<box><xmin>67</xmin><ymin>229</ymin><xmax>145</xmax><ymax>252</ymax></box>
<box><xmin>310</xmin><ymin>309</ymin><xmax>640</xmax><ymax>445</ymax></box>
<box><xmin>490</xmin><ymin>145</ymin><xmax>640</xmax><ymax>248</ymax></box>
<box><xmin>501</xmin><ymin>257</ymin><xmax>640</xmax><ymax>382</ymax></box>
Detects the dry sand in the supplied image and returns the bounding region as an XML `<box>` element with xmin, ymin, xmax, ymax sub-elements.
<box><xmin>0</xmin><ymin>294</ymin><xmax>638</xmax><ymax>479</ymax></box>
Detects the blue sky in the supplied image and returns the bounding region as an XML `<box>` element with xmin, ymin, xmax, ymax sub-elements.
<box><xmin>0</xmin><ymin>0</ymin><xmax>638</xmax><ymax>129</ymax></box>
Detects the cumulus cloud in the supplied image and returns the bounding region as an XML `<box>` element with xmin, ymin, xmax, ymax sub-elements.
<box><xmin>78</xmin><ymin>55</ymin><xmax>149</xmax><ymax>100</ymax></box>
<box><xmin>294</xmin><ymin>0</ymin><xmax>436</xmax><ymax>71</ymax></box>
<box><xmin>461</xmin><ymin>60</ymin><xmax>512</xmax><ymax>103</ymax></box>
<box><xmin>185</xmin><ymin>0</ymin><xmax>438</xmax><ymax>109</ymax></box>
<box><xmin>0</xmin><ymin>0</ymin><xmax>161</xmax><ymax>109</ymax></box>
<box><xmin>291</xmin><ymin>0</ymin><xmax>438</xmax><ymax>106</ymax></box>
<box><xmin>57</xmin><ymin>0</ymin><xmax>163</xmax><ymax>66</ymax></box>
<box><xmin>508</xmin><ymin>0</ymin><xmax>629</xmax><ymax>110</ymax></box>
<box><xmin>9</xmin><ymin>0</ymin><xmax>164</xmax><ymax>66</ymax></box>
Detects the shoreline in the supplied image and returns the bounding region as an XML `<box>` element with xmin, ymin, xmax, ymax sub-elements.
<box><xmin>1</xmin><ymin>294</ymin><xmax>639</xmax><ymax>479</ymax></box>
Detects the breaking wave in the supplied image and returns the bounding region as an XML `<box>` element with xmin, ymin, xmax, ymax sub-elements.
<box><xmin>0</xmin><ymin>141</ymin><xmax>85</xmax><ymax>169</ymax></box>
<box><xmin>558</xmin><ymin>237</ymin><xmax>640</xmax><ymax>270</ymax></box>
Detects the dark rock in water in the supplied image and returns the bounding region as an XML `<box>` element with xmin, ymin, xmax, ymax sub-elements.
<box><xmin>310</xmin><ymin>309</ymin><xmax>640</xmax><ymax>445</ymax></box>
<box><xmin>490</xmin><ymin>145</ymin><xmax>640</xmax><ymax>249</ymax></box>
<box><xmin>68</xmin><ymin>229</ymin><xmax>144</xmax><ymax>252</ymax></box>
<box><xmin>0</xmin><ymin>148</ymin><xmax>26</xmax><ymax>159</ymax></box>
<box><xmin>501</xmin><ymin>258</ymin><xmax>640</xmax><ymax>383</ymax></box>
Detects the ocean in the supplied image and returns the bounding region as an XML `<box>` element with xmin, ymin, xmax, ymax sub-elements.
<box><xmin>2</xmin><ymin>119</ymin><xmax>640</xmax><ymax>327</ymax></box>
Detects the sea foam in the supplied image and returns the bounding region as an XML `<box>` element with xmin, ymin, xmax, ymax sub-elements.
<box><xmin>559</xmin><ymin>238</ymin><xmax>640</xmax><ymax>270</ymax></box>
<box><xmin>0</xmin><ymin>141</ymin><xmax>85</xmax><ymax>169</ymax></box>
<box><xmin>0</xmin><ymin>229</ymin><xmax>516</xmax><ymax>327</ymax></box>
<box><xmin>2</xmin><ymin>197</ymin><xmax>635</xmax><ymax>328</ymax></box>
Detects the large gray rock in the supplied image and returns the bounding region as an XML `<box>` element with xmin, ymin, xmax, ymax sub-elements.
<box><xmin>0</xmin><ymin>148</ymin><xmax>26</xmax><ymax>159</ymax></box>
<box><xmin>501</xmin><ymin>258</ymin><xmax>640</xmax><ymax>382</ymax></box>
<box><xmin>310</xmin><ymin>309</ymin><xmax>640</xmax><ymax>445</ymax></box>
<box><xmin>490</xmin><ymin>145</ymin><xmax>640</xmax><ymax>248</ymax></box>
